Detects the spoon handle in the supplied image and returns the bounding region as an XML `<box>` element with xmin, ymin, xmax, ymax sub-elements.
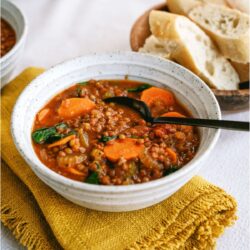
<box><xmin>153</xmin><ymin>117</ymin><xmax>249</xmax><ymax>131</ymax></box>
<box><xmin>239</xmin><ymin>80</ymin><xmax>249</xmax><ymax>89</ymax></box>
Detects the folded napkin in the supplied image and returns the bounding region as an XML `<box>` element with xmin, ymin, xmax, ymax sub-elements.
<box><xmin>1</xmin><ymin>68</ymin><xmax>237</xmax><ymax>250</ymax></box>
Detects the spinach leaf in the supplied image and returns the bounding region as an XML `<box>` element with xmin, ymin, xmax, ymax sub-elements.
<box><xmin>44</xmin><ymin>134</ymin><xmax>64</xmax><ymax>144</ymax></box>
<box><xmin>32</xmin><ymin>122</ymin><xmax>68</xmax><ymax>144</ymax></box>
<box><xmin>163</xmin><ymin>166</ymin><xmax>179</xmax><ymax>176</ymax></box>
<box><xmin>99</xmin><ymin>135</ymin><xmax>117</xmax><ymax>142</ymax></box>
<box><xmin>76</xmin><ymin>81</ymin><xmax>88</xmax><ymax>96</ymax></box>
<box><xmin>32</xmin><ymin>127</ymin><xmax>57</xmax><ymax>144</ymax></box>
<box><xmin>85</xmin><ymin>172</ymin><xmax>99</xmax><ymax>184</ymax></box>
<box><xmin>76</xmin><ymin>87</ymin><xmax>82</xmax><ymax>97</ymax></box>
<box><xmin>47</xmin><ymin>130</ymin><xmax>76</xmax><ymax>144</ymax></box>
<box><xmin>127</xmin><ymin>84</ymin><xmax>151</xmax><ymax>92</ymax></box>
<box><xmin>78</xmin><ymin>81</ymin><xmax>88</xmax><ymax>86</ymax></box>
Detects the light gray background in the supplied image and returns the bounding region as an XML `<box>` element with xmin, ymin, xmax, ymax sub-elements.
<box><xmin>1</xmin><ymin>0</ymin><xmax>249</xmax><ymax>249</ymax></box>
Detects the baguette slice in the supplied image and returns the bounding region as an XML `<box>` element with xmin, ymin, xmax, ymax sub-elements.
<box><xmin>167</xmin><ymin>0</ymin><xmax>201</xmax><ymax>15</ymax></box>
<box><xmin>139</xmin><ymin>35</ymin><xmax>171</xmax><ymax>59</ymax></box>
<box><xmin>149</xmin><ymin>10</ymin><xmax>240</xmax><ymax>90</ymax></box>
<box><xmin>230</xmin><ymin>61</ymin><xmax>249</xmax><ymax>81</ymax></box>
<box><xmin>139</xmin><ymin>35</ymin><xmax>179</xmax><ymax>60</ymax></box>
<box><xmin>189</xmin><ymin>4</ymin><xmax>250</xmax><ymax>63</ymax></box>
<box><xmin>208</xmin><ymin>0</ymin><xmax>229</xmax><ymax>5</ymax></box>
<box><xmin>167</xmin><ymin>0</ymin><xmax>229</xmax><ymax>15</ymax></box>
<box><xmin>227</xmin><ymin>0</ymin><xmax>249</xmax><ymax>14</ymax></box>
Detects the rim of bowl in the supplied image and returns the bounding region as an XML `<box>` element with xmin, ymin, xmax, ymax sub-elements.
<box><xmin>0</xmin><ymin>0</ymin><xmax>27</xmax><ymax>63</ymax></box>
<box><xmin>11</xmin><ymin>51</ymin><xmax>221</xmax><ymax>193</ymax></box>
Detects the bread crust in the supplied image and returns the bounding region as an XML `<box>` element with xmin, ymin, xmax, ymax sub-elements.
<box><xmin>230</xmin><ymin>61</ymin><xmax>249</xmax><ymax>81</ymax></box>
<box><xmin>226</xmin><ymin>0</ymin><xmax>249</xmax><ymax>14</ymax></box>
<box><xmin>167</xmin><ymin>0</ymin><xmax>229</xmax><ymax>15</ymax></box>
<box><xmin>167</xmin><ymin>0</ymin><xmax>201</xmax><ymax>15</ymax></box>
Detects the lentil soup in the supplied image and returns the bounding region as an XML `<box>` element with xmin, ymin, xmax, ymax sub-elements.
<box><xmin>32</xmin><ymin>80</ymin><xmax>199</xmax><ymax>185</ymax></box>
<box><xmin>0</xmin><ymin>18</ymin><xmax>16</xmax><ymax>57</ymax></box>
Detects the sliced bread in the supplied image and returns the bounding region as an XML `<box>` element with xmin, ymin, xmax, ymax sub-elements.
<box><xmin>227</xmin><ymin>0</ymin><xmax>249</xmax><ymax>14</ymax></box>
<box><xmin>139</xmin><ymin>35</ymin><xmax>171</xmax><ymax>59</ymax></box>
<box><xmin>139</xmin><ymin>35</ymin><xmax>179</xmax><ymax>60</ymax></box>
<box><xmin>167</xmin><ymin>0</ymin><xmax>201</xmax><ymax>16</ymax></box>
<box><xmin>188</xmin><ymin>4</ymin><xmax>250</xmax><ymax>63</ymax></box>
<box><xmin>167</xmin><ymin>0</ymin><xmax>229</xmax><ymax>15</ymax></box>
<box><xmin>149</xmin><ymin>10</ymin><xmax>240</xmax><ymax>90</ymax></box>
<box><xmin>208</xmin><ymin>0</ymin><xmax>229</xmax><ymax>6</ymax></box>
<box><xmin>230</xmin><ymin>61</ymin><xmax>249</xmax><ymax>81</ymax></box>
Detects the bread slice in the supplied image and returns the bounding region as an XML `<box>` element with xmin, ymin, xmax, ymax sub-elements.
<box><xmin>167</xmin><ymin>0</ymin><xmax>229</xmax><ymax>15</ymax></box>
<box><xmin>149</xmin><ymin>10</ymin><xmax>240</xmax><ymax>90</ymax></box>
<box><xmin>139</xmin><ymin>35</ymin><xmax>179</xmax><ymax>60</ymax></box>
<box><xmin>227</xmin><ymin>0</ymin><xmax>249</xmax><ymax>14</ymax></box>
<box><xmin>167</xmin><ymin>0</ymin><xmax>200</xmax><ymax>15</ymax></box>
<box><xmin>139</xmin><ymin>35</ymin><xmax>171</xmax><ymax>59</ymax></box>
<box><xmin>209</xmin><ymin>0</ymin><xmax>229</xmax><ymax>6</ymax></box>
<box><xmin>188</xmin><ymin>4</ymin><xmax>250</xmax><ymax>63</ymax></box>
<box><xmin>230</xmin><ymin>61</ymin><xmax>249</xmax><ymax>81</ymax></box>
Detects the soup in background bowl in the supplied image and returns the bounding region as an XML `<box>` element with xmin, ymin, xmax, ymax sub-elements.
<box><xmin>11</xmin><ymin>52</ymin><xmax>221</xmax><ymax>211</ymax></box>
<box><xmin>0</xmin><ymin>18</ymin><xmax>16</xmax><ymax>57</ymax></box>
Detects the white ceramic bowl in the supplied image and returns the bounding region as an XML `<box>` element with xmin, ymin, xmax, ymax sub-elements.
<box><xmin>11</xmin><ymin>52</ymin><xmax>221</xmax><ymax>212</ymax></box>
<box><xmin>1</xmin><ymin>0</ymin><xmax>27</xmax><ymax>87</ymax></box>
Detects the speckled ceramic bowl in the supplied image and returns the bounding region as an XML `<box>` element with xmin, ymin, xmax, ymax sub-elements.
<box><xmin>1</xmin><ymin>0</ymin><xmax>27</xmax><ymax>87</ymax></box>
<box><xmin>11</xmin><ymin>52</ymin><xmax>221</xmax><ymax>212</ymax></box>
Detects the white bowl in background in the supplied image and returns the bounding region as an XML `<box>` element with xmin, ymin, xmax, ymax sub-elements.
<box><xmin>11</xmin><ymin>52</ymin><xmax>221</xmax><ymax>212</ymax></box>
<box><xmin>1</xmin><ymin>0</ymin><xmax>27</xmax><ymax>87</ymax></box>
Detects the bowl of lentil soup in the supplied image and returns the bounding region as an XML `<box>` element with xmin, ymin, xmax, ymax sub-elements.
<box><xmin>11</xmin><ymin>52</ymin><xmax>221</xmax><ymax>212</ymax></box>
<box><xmin>1</xmin><ymin>0</ymin><xmax>27</xmax><ymax>87</ymax></box>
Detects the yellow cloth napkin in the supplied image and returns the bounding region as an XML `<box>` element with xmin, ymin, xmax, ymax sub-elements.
<box><xmin>1</xmin><ymin>68</ymin><xmax>237</xmax><ymax>250</ymax></box>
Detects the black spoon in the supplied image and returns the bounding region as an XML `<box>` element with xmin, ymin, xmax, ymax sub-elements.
<box><xmin>239</xmin><ymin>80</ymin><xmax>249</xmax><ymax>90</ymax></box>
<box><xmin>104</xmin><ymin>96</ymin><xmax>249</xmax><ymax>131</ymax></box>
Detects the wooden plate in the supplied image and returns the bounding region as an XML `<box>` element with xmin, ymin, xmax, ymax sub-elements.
<box><xmin>130</xmin><ymin>3</ymin><xmax>249</xmax><ymax>111</ymax></box>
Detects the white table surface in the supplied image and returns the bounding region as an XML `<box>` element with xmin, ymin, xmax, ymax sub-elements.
<box><xmin>1</xmin><ymin>0</ymin><xmax>250</xmax><ymax>249</ymax></box>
